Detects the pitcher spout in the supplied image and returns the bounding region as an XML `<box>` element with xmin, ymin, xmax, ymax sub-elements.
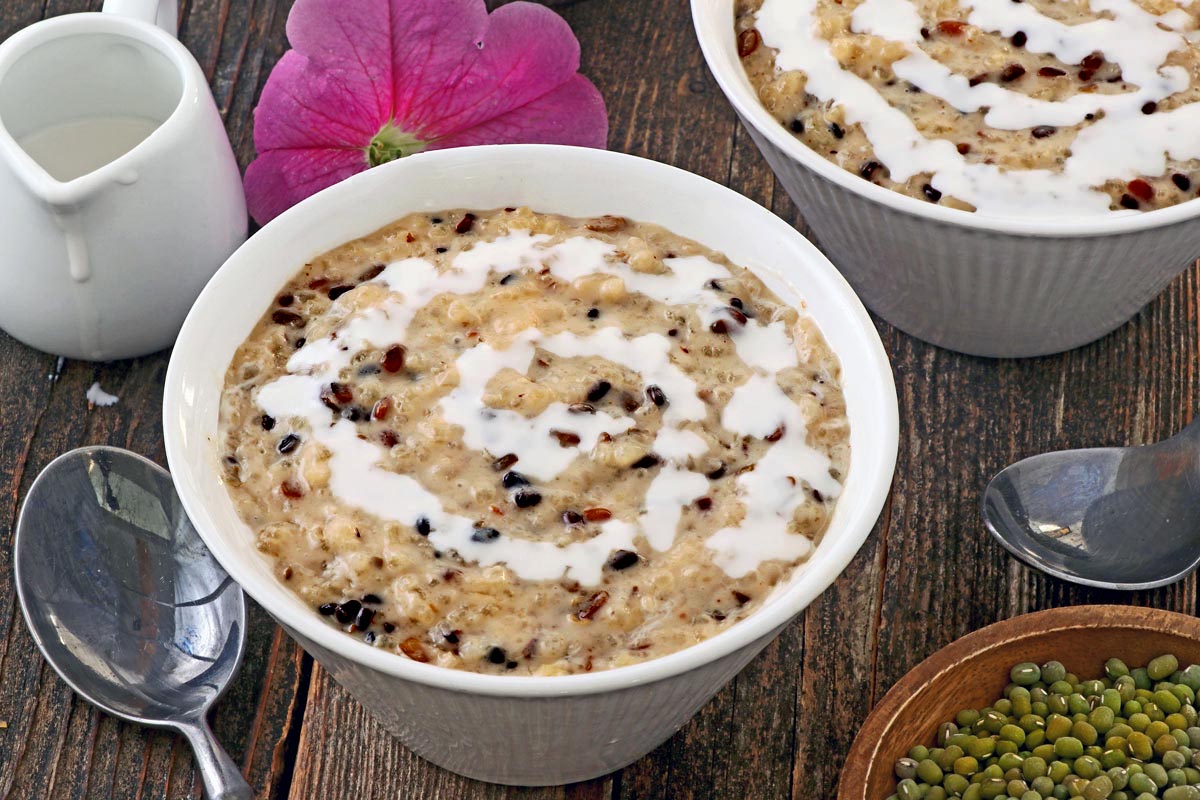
<box><xmin>7</xmin><ymin>152</ymin><xmax>110</xmax><ymax>220</ymax></box>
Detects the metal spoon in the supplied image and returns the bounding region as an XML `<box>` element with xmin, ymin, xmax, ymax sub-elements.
<box><xmin>982</xmin><ymin>420</ymin><xmax>1200</xmax><ymax>590</ymax></box>
<box><xmin>14</xmin><ymin>446</ymin><xmax>252</xmax><ymax>800</ymax></box>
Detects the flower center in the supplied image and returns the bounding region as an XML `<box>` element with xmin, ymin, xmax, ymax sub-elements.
<box><xmin>367</xmin><ymin>121</ymin><xmax>426</xmax><ymax>167</ymax></box>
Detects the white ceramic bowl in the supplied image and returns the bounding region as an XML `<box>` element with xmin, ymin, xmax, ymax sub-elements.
<box><xmin>692</xmin><ymin>0</ymin><xmax>1200</xmax><ymax>358</ymax></box>
<box><xmin>163</xmin><ymin>145</ymin><xmax>898</xmax><ymax>786</ymax></box>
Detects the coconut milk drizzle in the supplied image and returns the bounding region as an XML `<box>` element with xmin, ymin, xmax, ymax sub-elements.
<box><xmin>255</xmin><ymin>231</ymin><xmax>839</xmax><ymax>586</ymax></box>
<box><xmin>756</xmin><ymin>0</ymin><xmax>1200</xmax><ymax>217</ymax></box>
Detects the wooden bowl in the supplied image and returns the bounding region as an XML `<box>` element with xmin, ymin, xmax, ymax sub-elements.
<box><xmin>839</xmin><ymin>605</ymin><xmax>1200</xmax><ymax>799</ymax></box>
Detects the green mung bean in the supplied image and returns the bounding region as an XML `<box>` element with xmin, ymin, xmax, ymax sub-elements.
<box><xmin>887</xmin><ymin>653</ymin><xmax>1200</xmax><ymax>800</ymax></box>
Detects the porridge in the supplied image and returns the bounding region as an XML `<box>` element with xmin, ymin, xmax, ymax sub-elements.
<box><xmin>219</xmin><ymin>208</ymin><xmax>849</xmax><ymax>675</ymax></box>
<box><xmin>736</xmin><ymin>0</ymin><xmax>1200</xmax><ymax>215</ymax></box>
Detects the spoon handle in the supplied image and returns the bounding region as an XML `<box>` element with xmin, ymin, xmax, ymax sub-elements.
<box><xmin>180</xmin><ymin>720</ymin><xmax>253</xmax><ymax>800</ymax></box>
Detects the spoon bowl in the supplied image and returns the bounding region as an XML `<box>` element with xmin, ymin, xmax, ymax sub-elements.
<box><xmin>983</xmin><ymin>421</ymin><xmax>1200</xmax><ymax>590</ymax></box>
<box><xmin>14</xmin><ymin>446</ymin><xmax>252</xmax><ymax>799</ymax></box>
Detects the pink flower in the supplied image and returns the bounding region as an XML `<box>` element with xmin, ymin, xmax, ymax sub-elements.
<box><xmin>244</xmin><ymin>0</ymin><xmax>608</xmax><ymax>225</ymax></box>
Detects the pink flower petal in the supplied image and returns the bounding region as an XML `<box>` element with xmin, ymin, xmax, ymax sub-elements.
<box><xmin>244</xmin><ymin>147</ymin><xmax>367</xmax><ymax>225</ymax></box>
<box><xmin>282</xmin><ymin>0</ymin><xmax>586</xmax><ymax>142</ymax></box>
<box><xmin>254</xmin><ymin>52</ymin><xmax>383</xmax><ymax>151</ymax></box>
<box><xmin>392</xmin><ymin>1</ymin><xmax>586</xmax><ymax>139</ymax></box>
<box><xmin>429</xmin><ymin>75</ymin><xmax>607</xmax><ymax>150</ymax></box>
<box><xmin>282</xmin><ymin>0</ymin><xmax>396</xmax><ymax>128</ymax></box>
<box><xmin>244</xmin><ymin>0</ymin><xmax>609</xmax><ymax>225</ymax></box>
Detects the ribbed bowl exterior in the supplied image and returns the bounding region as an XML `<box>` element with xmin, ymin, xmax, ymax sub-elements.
<box><xmin>744</xmin><ymin>122</ymin><xmax>1200</xmax><ymax>358</ymax></box>
<box><xmin>289</xmin><ymin>625</ymin><xmax>777</xmax><ymax>785</ymax></box>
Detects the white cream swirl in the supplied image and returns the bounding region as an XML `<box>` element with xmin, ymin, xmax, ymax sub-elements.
<box><xmin>756</xmin><ymin>0</ymin><xmax>1200</xmax><ymax>216</ymax></box>
<box><xmin>256</xmin><ymin>230</ymin><xmax>841</xmax><ymax>585</ymax></box>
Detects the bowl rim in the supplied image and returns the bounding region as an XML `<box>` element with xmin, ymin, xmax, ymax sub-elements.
<box><xmin>163</xmin><ymin>143</ymin><xmax>899</xmax><ymax>699</ymax></box>
<box><xmin>838</xmin><ymin>604</ymin><xmax>1200</xmax><ymax>799</ymax></box>
<box><xmin>690</xmin><ymin>0</ymin><xmax>1200</xmax><ymax>239</ymax></box>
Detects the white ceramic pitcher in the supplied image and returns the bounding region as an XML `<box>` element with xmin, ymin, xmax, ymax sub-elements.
<box><xmin>0</xmin><ymin>0</ymin><xmax>246</xmax><ymax>361</ymax></box>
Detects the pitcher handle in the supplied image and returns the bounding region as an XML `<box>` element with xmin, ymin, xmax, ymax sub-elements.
<box><xmin>101</xmin><ymin>0</ymin><xmax>178</xmax><ymax>37</ymax></box>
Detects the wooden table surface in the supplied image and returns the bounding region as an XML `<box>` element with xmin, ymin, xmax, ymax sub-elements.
<box><xmin>1</xmin><ymin>1</ymin><xmax>1196</xmax><ymax>798</ymax></box>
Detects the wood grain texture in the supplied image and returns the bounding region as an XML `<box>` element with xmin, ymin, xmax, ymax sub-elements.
<box><xmin>0</xmin><ymin>0</ymin><xmax>1196</xmax><ymax>798</ymax></box>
